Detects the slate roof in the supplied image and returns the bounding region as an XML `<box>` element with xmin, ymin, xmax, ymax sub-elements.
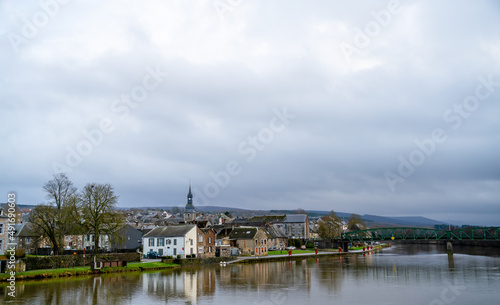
<box><xmin>247</xmin><ymin>215</ymin><xmax>286</xmax><ymax>223</ymax></box>
<box><xmin>14</xmin><ymin>222</ymin><xmax>36</xmax><ymax>237</ymax></box>
<box><xmin>228</xmin><ymin>227</ymin><xmax>258</xmax><ymax>240</ymax></box>
<box><xmin>284</xmin><ymin>214</ymin><xmax>307</xmax><ymax>223</ymax></box>
<box><xmin>268</xmin><ymin>225</ymin><xmax>287</xmax><ymax>238</ymax></box>
<box><xmin>201</xmin><ymin>228</ymin><xmax>216</xmax><ymax>234</ymax></box>
<box><xmin>144</xmin><ymin>225</ymin><xmax>195</xmax><ymax>238</ymax></box>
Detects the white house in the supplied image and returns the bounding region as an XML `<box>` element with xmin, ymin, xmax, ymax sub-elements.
<box><xmin>143</xmin><ymin>225</ymin><xmax>198</xmax><ymax>258</ymax></box>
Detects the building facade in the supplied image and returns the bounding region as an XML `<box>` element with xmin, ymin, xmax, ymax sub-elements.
<box><xmin>198</xmin><ymin>228</ymin><xmax>216</xmax><ymax>258</ymax></box>
<box><xmin>229</xmin><ymin>227</ymin><xmax>268</xmax><ymax>256</ymax></box>
<box><xmin>143</xmin><ymin>225</ymin><xmax>198</xmax><ymax>258</ymax></box>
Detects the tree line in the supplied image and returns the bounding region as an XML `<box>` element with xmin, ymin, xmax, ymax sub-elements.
<box><xmin>29</xmin><ymin>173</ymin><xmax>124</xmax><ymax>255</ymax></box>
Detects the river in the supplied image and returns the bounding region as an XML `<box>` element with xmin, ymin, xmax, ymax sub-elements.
<box><xmin>2</xmin><ymin>244</ymin><xmax>500</xmax><ymax>304</ymax></box>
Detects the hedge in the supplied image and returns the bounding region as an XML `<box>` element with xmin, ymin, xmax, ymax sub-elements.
<box><xmin>24</xmin><ymin>253</ymin><xmax>141</xmax><ymax>271</ymax></box>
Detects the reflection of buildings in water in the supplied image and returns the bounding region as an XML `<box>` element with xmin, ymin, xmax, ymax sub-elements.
<box><xmin>217</xmin><ymin>260</ymin><xmax>312</xmax><ymax>295</ymax></box>
<box><xmin>141</xmin><ymin>267</ymin><xmax>216</xmax><ymax>304</ymax></box>
<box><xmin>315</xmin><ymin>257</ymin><xmax>344</xmax><ymax>295</ymax></box>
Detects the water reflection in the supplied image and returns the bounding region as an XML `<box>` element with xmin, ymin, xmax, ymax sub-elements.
<box><xmin>2</xmin><ymin>245</ymin><xmax>500</xmax><ymax>304</ymax></box>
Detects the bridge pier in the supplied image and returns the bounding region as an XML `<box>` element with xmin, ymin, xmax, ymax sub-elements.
<box><xmin>342</xmin><ymin>241</ymin><xmax>349</xmax><ymax>253</ymax></box>
<box><xmin>447</xmin><ymin>241</ymin><xmax>453</xmax><ymax>255</ymax></box>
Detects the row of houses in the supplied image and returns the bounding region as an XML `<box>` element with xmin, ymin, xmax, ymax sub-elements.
<box><xmin>142</xmin><ymin>224</ymin><xmax>290</xmax><ymax>258</ymax></box>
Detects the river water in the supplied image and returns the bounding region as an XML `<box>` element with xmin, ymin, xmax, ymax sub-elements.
<box><xmin>2</xmin><ymin>244</ymin><xmax>500</xmax><ymax>304</ymax></box>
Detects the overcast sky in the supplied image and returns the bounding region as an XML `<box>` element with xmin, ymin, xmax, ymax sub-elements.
<box><xmin>1</xmin><ymin>0</ymin><xmax>499</xmax><ymax>226</ymax></box>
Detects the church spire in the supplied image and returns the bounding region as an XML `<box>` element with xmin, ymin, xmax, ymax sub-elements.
<box><xmin>184</xmin><ymin>182</ymin><xmax>196</xmax><ymax>223</ymax></box>
<box><xmin>187</xmin><ymin>182</ymin><xmax>193</xmax><ymax>201</ymax></box>
<box><xmin>186</xmin><ymin>182</ymin><xmax>194</xmax><ymax>210</ymax></box>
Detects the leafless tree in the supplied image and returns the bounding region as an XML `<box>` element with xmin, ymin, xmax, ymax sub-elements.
<box><xmin>80</xmin><ymin>183</ymin><xmax>124</xmax><ymax>255</ymax></box>
<box><xmin>30</xmin><ymin>173</ymin><xmax>79</xmax><ymax>255</ymax></box>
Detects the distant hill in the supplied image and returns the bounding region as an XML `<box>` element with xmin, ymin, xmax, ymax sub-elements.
<box><xmin>361</xmin><ymin>215</ymin><xmax>447</xmax><ymax>227</ymax></box>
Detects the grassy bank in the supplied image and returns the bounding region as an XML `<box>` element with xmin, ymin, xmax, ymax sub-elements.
<box><xmin>234</xmin><ymin>245</ymin><xmax>386</xmax><ymax>264</ymax></box>
<box><xmin>268</xmin><ymin>250</ymin><xmax>315</xmax><ymax>255</ymax></box>
<box><xmin>0</xmin><ymin>262</ymin><xmax>179</xmax><ymax>282</ymax></box>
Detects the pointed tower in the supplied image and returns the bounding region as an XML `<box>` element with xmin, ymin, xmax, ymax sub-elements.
<box><xmin>184</xmin><ymin>183</ymin><xmax>196</xmax><ymax>223</ymax></box>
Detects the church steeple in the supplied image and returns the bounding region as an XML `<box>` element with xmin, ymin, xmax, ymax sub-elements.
<box><xmin>184</xmin><ymin>183</ymin><xmax>196</xmax><ymax>223</ymax></box>
<box><xmin>187</xmin><ymin>183</ymin><xmax>193</xmax><ymax>205</ymax></box>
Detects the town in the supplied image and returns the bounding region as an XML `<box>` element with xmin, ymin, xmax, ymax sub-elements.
<box><xmin>0</xmin><ymin>175</ymin><xmax>367</xmax><ymax>265</ymax></box>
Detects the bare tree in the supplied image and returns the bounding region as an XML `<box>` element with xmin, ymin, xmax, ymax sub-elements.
<box><xmin>80</xmin><ymin>183</ymin><xmax>124</xmax><ymax>255</ymax></box>
<box><xmin>318</xmin><ymin>211</ymin><xmax>343</xmax><ymax>247</ymax></box>
<box><xmin>30</xmin><ymin>173</ymin><xmax>79</xmax><ymax>255</ymax></box>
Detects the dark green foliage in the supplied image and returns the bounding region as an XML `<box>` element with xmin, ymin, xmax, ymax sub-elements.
<box><xmin>24</xmin><ymin>253</ymin><xmax>140</xmax><ymax>271</ymax></box>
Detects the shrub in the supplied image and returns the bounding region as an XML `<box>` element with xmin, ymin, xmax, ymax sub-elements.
<box><xmin>23</xmin><ymin>253</ymin><xmax>141</xmax><ymax>271</ymax></box>
<box><xmin>15</xmin><ymin>248</ymin><xmax>26</xmax><ymax>259</ymax></box>
<box><xmin>176</xmin><ymin>254</ymin><xmax>181</xmax><ymax>259</ymax></box>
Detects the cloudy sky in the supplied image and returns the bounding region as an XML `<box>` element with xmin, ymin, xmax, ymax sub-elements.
<box><xmin>1</xmin><ymin>0</ymin><xmax>499</xmax><ymax>226</ymax></box>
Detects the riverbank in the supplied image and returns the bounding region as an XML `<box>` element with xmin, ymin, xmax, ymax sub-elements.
<box><xmin>230</xmin><ymin>244</ymin><xmax>388</xmax><ymax>264</ymax></box>
<box><xmin>0</xmin><ymin>245</ymin><xmax>388</xmax><ymax>282</ymax></box>
<box><xmin>0</xmin><ymin>262</ymin><xmax>180</xmax><ymax>282</ymax></box>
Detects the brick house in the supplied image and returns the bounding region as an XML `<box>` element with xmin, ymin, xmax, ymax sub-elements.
<box><xmin>198</xmin><ymin>227</ymin><xmax>216</xmax><ymax>258</ymax></box>
<box><xmin>264</xmin><ymin>225</ymin><xmax>288</xmax><ymax>250</ymax></box>
<box><xmin>14</xmin><ymin>223</ymin><xmax>38</xmax><ymax>254</ymax></box>
<box><xmin>228</xmin><ymin>227</ymin><xmax>268</xmax><ymax>256</ymax></box>
<box><xmin>236</xmin><ymin>214</ymin><xmax>310</xmax><ymax>240</ymax></box>
<box><xmin>0</xmin><ymin>203</ymin><xmax>23</xmax><ymax>224</ymax></box>
<box><xmin>0</xmin><ymin>216</ymin><xmax>8</xmax><ymax>255</ymax></box>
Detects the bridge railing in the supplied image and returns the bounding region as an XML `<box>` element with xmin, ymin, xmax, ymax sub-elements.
<box><xmin>341</xmin><ymin>227</ymin><xmax>500</xmax><ymax>242</ymax></box>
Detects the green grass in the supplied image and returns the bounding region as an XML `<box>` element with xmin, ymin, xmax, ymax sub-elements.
<box><xmin>0</xmin><ymin>266</ymin><xmax>93</xmax><ymax>281</ymax></box>
<box><xmin>348</xmin><ymin>246</ymin><xmax>365</xmax><ymax>250</ymax></box>
<box><xmin>268</xmin><ymin>250</ymin><xmax>315</xmax><ymax>255</ymax></box>
<box><xmin>0</xmin><ymin>262</ymin><xmax>180</xmax><ymax>281</ymax></box>
<box><xmin>100</xmin><ymin>262</ymin><xmax>179</xmax><ymax>273</ymax></box>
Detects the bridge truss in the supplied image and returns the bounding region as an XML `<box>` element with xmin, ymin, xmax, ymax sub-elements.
<box><xmin>341</xmin><ymin>227</ymin><xmax>500</xmax><ymax>242</ymax></box>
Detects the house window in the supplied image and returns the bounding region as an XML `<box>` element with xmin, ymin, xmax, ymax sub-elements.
<box><xmin>190</xmin><ymin>239</ymin><xmax>193</xmax><ymax>246</ymax></box>
<box><xmin>209</xmin><ymin>246</ymin><xmax>212</xmax><ymax>253</ymax></box>
<box><xmin>26</xmin><ymin>237</ymin><xmax>31</xmax><ymax>244</ymax></box>
<box><xmin>174</xmin><ymin>248</ymin><xmax>177</xmax><ymax>256</ymax></box>
<box><xmin>158</xmin><ymin>238</ymin><xmax>164</xmax><ymax>246</ymax></box>
<box><xmin>255</xmin><ymin>239</ymin><xmax>257</xmax><ymax>245</ymax></box>
<box><xmin>149</xmin><ymin>238</ymin><xmax>155</xmax><ymax>247</ymax></box>
<box><xmin>174</xmin><ymin>239</ymin><xmax>177</xmax><ymax>245</ymax></box>
<box><xmin>199</xmin><ymin>247</ymin><xmax>204</xmax><ymax>253</ymax></box>
<box><xmin>166</xmin><ymin>239</ymin><xmax>171</xmax><ymax>245</ymax></box>
<box><xmin>208</xmin><ymin>237</ymin><xmax>212</xmax><ymax>243</ymax></box>
<box><xmin>0</xmin><ymin>224</ymin><xmax>3</xmax><ymax>234</ymax></box>
<box><xmin>199</xmin><ymin>235</ymin><xmax>203</xmax><ymax>243</ymax></box>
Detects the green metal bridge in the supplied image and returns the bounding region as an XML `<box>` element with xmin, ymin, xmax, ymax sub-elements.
<box><xmin>341</xmin><ymin>227</ymin><xmax>500</xmax><ymax>242</ymax></box>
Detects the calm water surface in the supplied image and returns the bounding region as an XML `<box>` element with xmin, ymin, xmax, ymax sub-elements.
<box><xmin>2</xmin><ymin>245</ymin><xmax>500</xmax><ymax>304</ymax></box>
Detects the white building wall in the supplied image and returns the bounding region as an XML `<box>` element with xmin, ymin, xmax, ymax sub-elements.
<box><xmin>185</xmin><ymin>227</ymin><xmax>198</xmax><ymax>257</ymax></box>
<box><xmin>143</xmin><ymin>236</ymin><xmax>186</xmax><ymax>257</ymax></box>
<box><xmin>142</xmin><ymin>226</ymin><xmax>199</xmax><ymax>258</ymax></box>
